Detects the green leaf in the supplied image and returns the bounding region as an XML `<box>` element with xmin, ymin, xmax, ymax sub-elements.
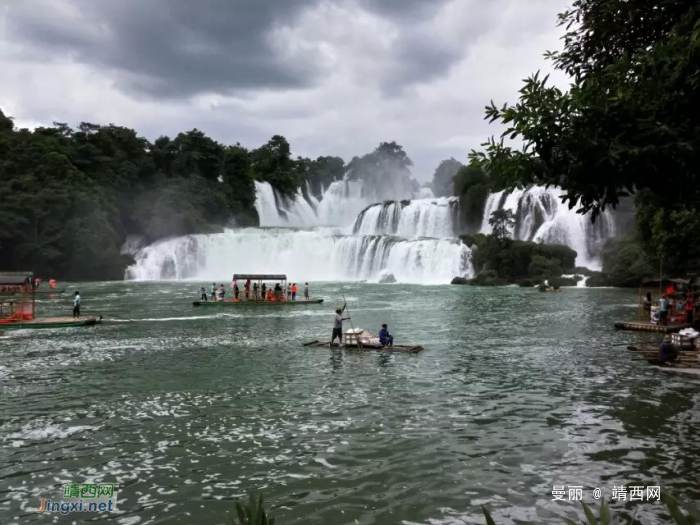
<box><xmin>581</xmin><ymin>500</ymin><xmax>598</xmax><ymax>524</ymax></box>
<box><xmin>481</xmin><ymin>505</ymin><xmax>497</xmax><ymax>525</ymax></box>
<box><xmin>662</xmin><ymin>492</ymin><xmax>690</xmax><ymax>525</ymax></box>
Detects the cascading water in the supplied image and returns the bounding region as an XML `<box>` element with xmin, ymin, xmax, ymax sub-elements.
<box><xmin>127</xmin><ymin>180</ymin><xmax>471</xmax><ymax>283</ymax></box>
<box><xmin>126</xmin><ymin>178</ymin><xmax>616</xmax><ymax>283</ymax></box>
<box><xmin>480</xmin><ymin>187</ymin><xmax>616</xmax><ymax>269</ymax></box>
<box><xmin>126</xmin><ymin>228</ymin><xmax>471</xmax><ymax>285</ymax></box>
<box><xmin>352</xmin><ymin>198</ymin><xmax>459</xmax><ymax>238</ymax></box>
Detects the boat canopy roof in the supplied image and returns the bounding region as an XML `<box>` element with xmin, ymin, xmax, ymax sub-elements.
<box><xmin>233</xmin><ymin>274</ymin><xmax>287</xmax><ymax>280</ymax></box>
<box><xmin>0</xmin><ymin>271</ymin><xmax>34</xmax><ymax>285</ymax></box>
<box><xmin>641</xmin><ymin>278</ymin><xmax>693</xmax><ymax>287</ymax></box>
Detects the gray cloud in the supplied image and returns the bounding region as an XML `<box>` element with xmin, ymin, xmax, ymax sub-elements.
<box><xmin>0</xmin><ymin>0</ymin><xmax>568</xmax><ymax>182</ymax></box>
<box><xmin>4</xmin><ymin>0</ymin><xmax>465</xmax><ymax>99</ymax></box>
<box><xmin>4</xmin><ymin>0</ymin><xmax>323</xmax><ymax>97</ymax></box>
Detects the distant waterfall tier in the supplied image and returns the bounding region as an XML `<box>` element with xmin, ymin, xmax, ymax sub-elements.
<box><xmin>352</xmin><ymin>198</ymin><xmax>459</xmax><ymax>238</ymax></box>
<box><xmin>125</xmin><ymin>228</ymin><xmax>473</xmax><ymax>284</ymax></box>
<box><xmin>254</xmin><ymin>180</ymin><xmax>435</xmax><ymax>229</ymax></box>
<box><xmin>480</xmin><ymin>187</ymin><xmax>616</xmax><ymax>269</ymax></box>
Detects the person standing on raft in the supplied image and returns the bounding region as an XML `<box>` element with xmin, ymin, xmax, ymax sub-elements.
<box><xmin>332</xmin><ymin>306</ymin><xmax>350</xmax><ymax>345</ymax></box>
<box><xmin>73</xmin><ymin>291</ymin><xmax>81</xmax><ymax>318</ymax></box>
<box><xmin>200</xmin><ymin>286</ymin><xmax>208</xmax><ymax>301</ymax></box>
<box><xmin>304</xmin><ymin>282</ymin><xmax>309</xmax><ymax>300</ymax></box>
<box><xmin>378</xmin><ymin>324</ymin><xmax>394</xmax><ymax>347</ymax></box>
<box><xmin>685</xmin><ymin>292</ymin><xmax>695</xmax><ymax>325</ymax></box>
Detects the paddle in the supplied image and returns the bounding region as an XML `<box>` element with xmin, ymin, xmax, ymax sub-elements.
<box><xmin>342</xmin><ymin>294</ymin><xmax>361</xmax><ymax>350</ymax></box>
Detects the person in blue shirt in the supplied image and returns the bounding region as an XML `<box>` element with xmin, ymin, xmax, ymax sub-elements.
<box><xmin>378</xmin><ymin>324</ymin><xmax>393</xmax><ymax>347</ymax></box>
<box><xmin>73</xmin><ymin>291</ymin><xmax>81</xmax><ymax>318</ymax></box>
<box><xmin>659</xmin><ymin>294</ymin><xmax>670</xmax><ymax>326</ymax></box>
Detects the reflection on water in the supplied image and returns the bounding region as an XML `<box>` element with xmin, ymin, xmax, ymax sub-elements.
<box><xmin>0</xmin><ymin>282</ymin><xmax>698</xmax><ymax>524</ymax></box>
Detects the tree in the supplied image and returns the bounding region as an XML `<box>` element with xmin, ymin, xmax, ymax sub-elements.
<box><xmin>431</xmin><ymin>158</ymin><xmax>464</xmax><ymax>197</ymax></box>
<box><xmin>489</xmin><ymin>209</ymin><xmax>515</xmax><ymax>242</ymax></box>
<box><xmin>469</xmin><ymin>1</ymin><xmax>700</xmax><ymax>219</ymax></box>
<box><xmin>304</xmin><ymin>156</ymin><xmax>345</xmax><ymax>197</ymax></box>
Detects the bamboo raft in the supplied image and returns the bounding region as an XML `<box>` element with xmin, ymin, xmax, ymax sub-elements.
<box><xmin>303</xmin><ymin>340</ymin><xmax>424</xmax><ymax>353</ymax></box>
<box><xmin>614</xmin><ymin>320</ymin><xmax>690</xmax><ymax>333</ymax></box>
<box><xmin>627</xmin><ymin>345</ymin><xmax>700</xmax><ymax>370</ymax></box>
<box><xmin>0</xmin><ymin>316</ymin><xmax>102</xmax><ymax>329</ymax></box>
<box><xmin>193</xmin><ymin>299</ymin><xmax>324</xmax><ymax>307</ymax></box>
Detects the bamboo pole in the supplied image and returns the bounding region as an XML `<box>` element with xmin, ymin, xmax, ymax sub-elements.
<box><xmin>342</xmin><ymin>293</ymin><xmax>361</xmax><ymax>350</ymax></box>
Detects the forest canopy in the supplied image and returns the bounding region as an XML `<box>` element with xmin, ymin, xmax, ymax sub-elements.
<box><xmin>0</xmin><ymin>111</ymin><xmax>415</xmax><ymax>279</ymax></box>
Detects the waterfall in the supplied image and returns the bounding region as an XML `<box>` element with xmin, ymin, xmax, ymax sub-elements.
<box><xmin>126</xmin><ymin>178</ymin><xmax>616</xmax><ymax>283</ymax></box>
<box><xmin>478</xmin><ymin>187</ymin><xmax>616</xmax><ymax>269</ymax></box>
<box><xmin>254</xmin><ymin>181</ymin><xmax>318</xmax><ymax>228</ymax></box>
<box><xmin>126</xmin><ymin>228</ymin><xmax>472</xmax><ymax>284</ymax></box>
<box><xmin>353</xmin><ymin>198</ymin><xmax>459</xmax><ymax>238</ymax></box>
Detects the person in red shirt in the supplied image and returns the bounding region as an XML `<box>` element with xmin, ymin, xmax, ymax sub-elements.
<box><xmin>685</xmin><ymin>292</ymin><xmax>695</xmax><ymax>325</ymax></box>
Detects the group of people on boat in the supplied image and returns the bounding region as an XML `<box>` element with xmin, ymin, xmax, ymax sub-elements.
<box><xmin>643</xmin><ymin>290</ymin><xmax>696</xmax><ymax>326</ymax></box>
<box><xmin>198</xmin><ymin>280</ymin><xmax>310</xmax><ymax>302</ymax></box>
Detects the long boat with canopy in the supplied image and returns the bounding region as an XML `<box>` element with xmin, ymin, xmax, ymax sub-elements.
<box><xmin>614</xmin><ymin>276</ymin><xmax>699</xmax><ymax>332</ymax></box>
<box><xmin>0</xmin><ymin>271</ymin><xmax>101</xmax><ymax>329</ymax></box>
<box><xmin>193</xmin><ymin>274</ymin><xmax>324</xmax><ymax>306</ymax></box>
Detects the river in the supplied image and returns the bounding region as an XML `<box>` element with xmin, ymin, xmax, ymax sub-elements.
<box><xmin>1</xmin><ymin>282</ymin><xmax>698</xmax><ymax>524</ymax></box>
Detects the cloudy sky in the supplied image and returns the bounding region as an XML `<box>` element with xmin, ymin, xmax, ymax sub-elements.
<box><xmin>0</xmin><ymin>0</ymin><xmax>569</xmax><ymax>182</ymax></box>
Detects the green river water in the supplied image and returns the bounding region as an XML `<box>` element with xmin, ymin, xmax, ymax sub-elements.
<box><xmin>1</xmin><ymin>282</ymin><xmax>699</xmax><ymax>524</ymax></box>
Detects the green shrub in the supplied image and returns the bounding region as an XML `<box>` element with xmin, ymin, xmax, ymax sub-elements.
<box><xmin>536</xmin><ymin>244</ymin><xmax>577</xmax><ymax>271</ymax></box>
<box><xmin>601</xmin><ymin>236</ymin><xmax>656</xmax><ymax>287</ymax></box>
<box><xmin>528</xmin><ymin>255</ymin><xmax>563</xmax><ymax>280</ymax></box>
<box><xmin>231</xmin><ymin>493</ymin><xmax>275</xmax><ymax>525</ymax></box>
<box><xmin>586</xmin><ymin>272</ymin><xmax>610</xmax><ymax>287</ymax></box>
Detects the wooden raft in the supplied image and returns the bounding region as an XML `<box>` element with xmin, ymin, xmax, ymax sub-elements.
<box><xmin>626</xmin><ymin>345</ymin><xmax>700</xmax><ymax>370</ymax></box>
<box><xmin>303</xmin><ymin>340</ymin><xmax>424</xmax><ymax>354</ymax></box>
<box><xmin>0</xmin><ymin>316</ymin><xmax>102</xmax><ymax>329</ymax></box>
<box><xmin>614</xmin><ymin>320</ymin><xmax>690</xmax><ymax>333</ymax></box>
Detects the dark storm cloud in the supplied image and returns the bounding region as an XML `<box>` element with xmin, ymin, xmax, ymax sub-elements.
<box><xmin>4</xmin><ymin>0</ymin><xmax>461</xmax><ymax>99</ymax></box>
<box><xmin>4</xmin><ymin>0</ymin><xmax>321</xmax><ymax>97</ymax></box>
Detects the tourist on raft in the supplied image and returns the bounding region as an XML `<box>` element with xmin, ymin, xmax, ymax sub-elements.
<box><xmin>304</xmin><ymin>282</ymin><xmax>309</xmax><ymax>300</ymax></box>
<box><xmin>685</xmin><ymin>292</ymin><xmax>695</xmax><ymax>325</ymax></box>
<box><xmin>234</xmin><ymin>282</ymin><xmax>240</xmax><ymax>300</ymax></box>
<box><xmin>218</xmin><ymin>284</ymin><xmax>225</xmax><ymax>301</ymax></box>
<box><xmin>643</xmin><ymin>292</ymin><xmax>652</xmax><ymax>314</ymax></box>
<box><xmin>253</xmin><ymin>282</ymin><xmax>259</xmax><ymax>300</ymax></box>
<box><xmin>332</xmin><ymin>307</ymin><xmax>350</xmax><ymax>345</ymax></box>
<box><xmin>291</xmin><ymin>283</ymin><xmax>298</xmax><ymax>301</ymax></box>
<box><xmin>659</xmin><ymin>294</ymin><xmax>670</xmax><ymax>326</ymax></box>
<box><xmin>73</xmin><ymin>291</ymin><xmax>81</xmax><ymax>318</ymax></box>
<box><xmin>378</xmin><ymin>324</ymin><xmax>394</xmax><ymax>347</ymax></box>
<box><xmin>274</xmin><ymin>283</ymin><xmax>283</xmax><ymax>300</ymax></box>
<box><xmin>200</xmin><ymin>286</ymin><xmax>208</xmax><ymax>302</ymax></box>
<box><xmin>658</xmin><ymin>335</ymin><xmax>678</xmax><ymax>364</ymax></box>
<box><xmin>266</xmin><ymin>289</ymin><xmax>274</xmax><ymax>301</ymax></box>
<box><xmin>261</xmin><ymin>283</ymin><xmax>267</xmax><ymax>300</ymax></box>
<box><xmin>211</xmin><ymin>282</ymin><xmax>217</xmax><ymax>302</ymax></box>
